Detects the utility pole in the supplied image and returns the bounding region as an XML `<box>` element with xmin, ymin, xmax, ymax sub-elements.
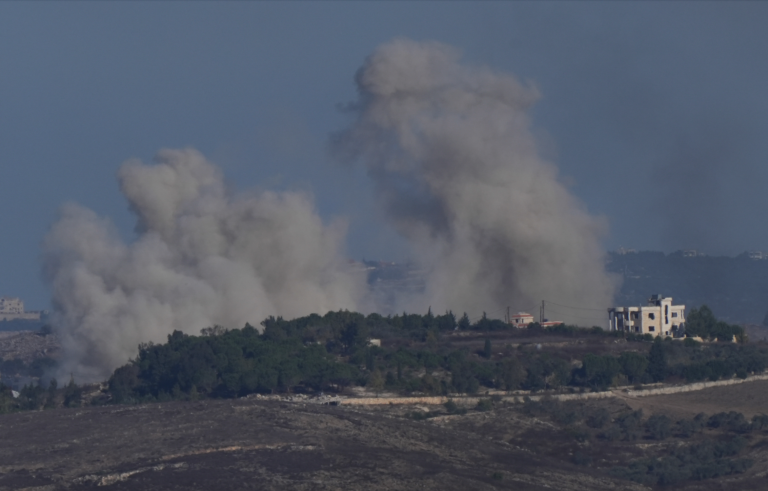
<box><xmin>507</xmin><ymin>306</ymin><xmax>510</xmax><ymax>325</ymax></box>
<box><xmin>540</xmin><ymin>300</ymin><xmax>545</xmax><ymax>323</ymax></box>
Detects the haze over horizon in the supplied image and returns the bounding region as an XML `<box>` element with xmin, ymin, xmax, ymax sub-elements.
<box><xmin>2</xmin><ymin>2</ymin><xmax>767</xmax><ymax>311</ymax></box>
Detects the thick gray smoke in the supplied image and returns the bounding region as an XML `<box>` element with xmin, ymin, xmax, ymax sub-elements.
<box><xmin>333</xmin><ymin>39</ymin><xmax>617</xmax><ymax>320</ymax></box>
<box><xmin>43</xmin><ymin>39</ymin><xmax>619</xmax><ymax>382</ymax></box>
<box><xmin>43</xmin><ymin>148</ymin><xmax>365</xmax><ymax>382</ymax></box>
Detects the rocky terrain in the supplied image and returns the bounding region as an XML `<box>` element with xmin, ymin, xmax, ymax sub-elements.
<box><xmin>0</xmin><ymin>396</ymin><xmax>643</xmax><ymax>491</ymax></box>
<box><xmin>5</xmin><ymin>380</ymin><xmax>768</xmax><ymax>490</ymax></box>
<box><xmin>0</xmin><ymin>331</ymin><xmax>58</xmax><ymax>364</ymax></box>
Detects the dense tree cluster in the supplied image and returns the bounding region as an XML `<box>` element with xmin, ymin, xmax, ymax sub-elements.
<box><xmin>98</xmin><ymin>305</ymin><xmax>768</xmax><ymax>403</ymax></box>
<box><xmin>109</xmin><ymin>323</ymin><xmax>354</xmax><ymax>403</ymax></box>
<box><xmin>685</xmin><ymin>305</ymin><xmax>746</xmax><ymax>342</ymax></box>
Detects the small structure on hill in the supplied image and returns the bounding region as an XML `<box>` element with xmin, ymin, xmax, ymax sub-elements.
<box><xmin>509</xmin><ymin>312</ymin><xmax>534</xmax><ymax>328</ymax></box>
<box><xmin>508</xmin><ymin>312</ymin><xmax>563</xmax><ymax>328</ymax></box>
<box><xmin>608</xmin><ymin>294</ymin><xmax>685</xmax><ymax>337</ymax></box>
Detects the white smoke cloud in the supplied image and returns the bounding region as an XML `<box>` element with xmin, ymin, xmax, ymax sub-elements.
<box><xmin>332</xmin><ymin>38</ymin><xmax>617</xmax><ymax>320</ymax></box>
<box><xmin>43</xmin><ymin>39</ymin><xmax>619</xmax><ymax>382</ymax></box>
<box><xmin>43</xmin><ymin>148</ymin><xmax>365</xmax><ymax>381</ymax></box>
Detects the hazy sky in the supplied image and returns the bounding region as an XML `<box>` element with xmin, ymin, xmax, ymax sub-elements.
<box><xmin>2</xmin><ymin>2</ymin><xmax>767</xmax><ymax>310</ymax></box>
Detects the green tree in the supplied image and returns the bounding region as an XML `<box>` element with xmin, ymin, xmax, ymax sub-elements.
<box><xmin>496</xmin><ymin>358</ymin><xmax>525</xmax><ymax>391</ymax></box>
<box><xmin>647</xmin><ymin>337</ymin><xmax>667</xmax><ymax>382</ymax></box>
<box><xmin>619</xmin><ymin>352</ymin><xmax>648</xmax><ymax>383</ymax></box>
<box><xmin>63</xmin><ymin>375</ymin><xmax>82</xmax><ymax>408</ymax></box>
<box><xmin>483</xmin><ymin>338</ymin><xmax>492</xmax><ymax>359</ymax></box>
<box><xmin>45</xmin><ymin>378</ymin><xmax>58</xmax><ymax>409</ymax></box>
<box><xmin>368</xmin><ymin>369</ymin><xmax>384</xmax><ymax>397</ymax></box>
<box><xmin>458</xmin><ymin>313</ymin><xmax>470</xmax><ymax>330</ymax></box>
<box><xmin>579</xmin><ymin>354</ymin><xmax>621</xmax><ymax>389</ymax></box>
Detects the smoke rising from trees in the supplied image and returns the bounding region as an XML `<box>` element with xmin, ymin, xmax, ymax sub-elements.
<box><xmin>43</xmin><ymin>39</ymin><xmax>618</xmax><ymax>381</ymax></box>
<box><xmin>332</xmin><ymin>39</ymin><xmax>617</xmax><ymax>319</ymax></box>
<box><xmin>43</xmin><ymin>149</ymin><xmax>365</xmax><ymax>381</ymax></box>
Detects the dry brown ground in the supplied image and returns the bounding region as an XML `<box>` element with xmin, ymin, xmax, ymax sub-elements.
<box><xmin>0</xmin><ymin>398</ymin><xmax>644</xmax><ymax>491</ymax></box>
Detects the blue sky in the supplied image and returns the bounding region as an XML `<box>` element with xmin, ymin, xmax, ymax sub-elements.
<box><xmin>2</xmin><ymin>2</ymin><xmax>767</xmax><ymax>309</ymax></box>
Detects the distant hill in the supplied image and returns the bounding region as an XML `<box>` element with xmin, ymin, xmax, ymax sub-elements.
<box><xmin>607</xmin><ymin>251</ymin><xmax>768</xmax><ymax>324</ymax></box>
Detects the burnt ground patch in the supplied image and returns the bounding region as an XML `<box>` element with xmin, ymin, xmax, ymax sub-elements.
<box><xmin>0</xmin><ymin>398</ymin><xmax>646</xmax><ymax>491</ymax></box>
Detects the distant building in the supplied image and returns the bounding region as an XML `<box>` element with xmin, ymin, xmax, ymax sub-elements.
<box><xmin>748</xmin><ymin>251</ymin><xmax>767</xmax><ymax>260</ymax></box>
<box><xmin>608</xmin><ymin>294</ymin><xmax>685</xmax><ymax>337</ymax></box>
<box><xmin>508</xmin><ymin>312</ymin><xmax>563</xmax><ymax>328</ymax></box>
<box><xmin>541</xmin><ymin>320</ymin><xmax>564</xmax><ymax>328</ymax></box>
<box><xmin>615</xmin><ymin>247</ymin><xmax>637</xmax><ymax>255</ymax></box>
<box><xmin>0</xmin><ymin>296</ymin><xmax>41</xmax><ymax>322</ymax></box>
<box><xmin>681</xmin><ymin>249</ymin><xmax>704</xmax><ymax>258</ymax></box>
<box><xmin>509</xmin><ymin>312</ymin><xmax>534</xmax><ymax>328</ymax></box>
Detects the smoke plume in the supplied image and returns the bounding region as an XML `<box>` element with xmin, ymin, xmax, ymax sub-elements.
<box><xmin>43</xmin><ymin>148</ymin><xmax>365</xmax><ymax>381</ymax></box>
<box><xmin>332</xmin><ymin>39</ymin><xmax>617</xmax><ymax>320</ymax></box>
<box><xmin>43</xmin><ymin>39</ymin><xmax>619</xmax><ymax>381</ymax></box>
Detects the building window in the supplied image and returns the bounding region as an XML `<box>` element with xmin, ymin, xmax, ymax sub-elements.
<box><xmin>648</xmin><ymin>313</ymin><xmax>655</xmax><ymax>320</ymax></box>
<box><xmin>632</xmin><ymin>312</ymin><xmax>639</xmax><ymax>320</ymax></box>
<box><xmin>672</xmin><ymin>312</ymin><xmax>678</xmax><ymax>318</ymax></box>
<box><xmin>649</xmin><ymin>326</ymin><xmax>655</xmax><ymax>332</ymax></box>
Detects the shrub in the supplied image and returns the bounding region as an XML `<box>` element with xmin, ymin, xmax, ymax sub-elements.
<box><xmin>645</xmin><ymin>414</ymin><xmax>672</xmax><ymax>440</ymax></box>
<box><xmin>586</xmin><ymin>407</ymin><xmax>611</xmax><ymax>429</ymax></box>
<box><xmin>476</xmin><ymin>398</ymin><xmax>493</xmax><ymax>412</ymax></box>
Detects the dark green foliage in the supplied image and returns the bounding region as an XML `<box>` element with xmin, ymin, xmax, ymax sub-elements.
<box><xmin>676</xmin><ymin>413</ymin><xmax>706</xmax><ymax>437</ymax></box>
<box><xmin>108</xmin><ymin>324</ymin><xmax>354</xmax><ymax>402</ymax></box>
<box><xmin>586</xmin><ymin>407</ymin><xmax>611</xmax><ymax>429</ymax></box>
<box><xmin>410</xmin><ymin>410</ymin><xmax>440</xmax><ymax>420</ymax></box>
<box><xmin>683</xmin><ymin>337</ymin><xmax>700</xmax><ymax>348</ymax></box>
<box><xmin>472</xmin><ymin>312</ymin><xmax>508</xmax><ymax>331</ymax></box>
<box><xmin>752</xmin><ymin>413</ymin><xmax>768</xmax><ymax>430</ymax></box>
<box><xmin>610</xmin><ymin>436</ymin><xmax>752</xmax><ymax>485</ymax></box>
<box><xmin>63</xmin><ymin>375</ymin><xmax>82</xmax><ymax>408</ymax></box>
<box><xmin>618</xmin><ymin>351</ymin><xmax>648</xmax><ymax>383</ymax></box>
<box><xmin>645</xmin><ymin>414</ymin><xmax>672</xmax><ymax>440</ymax></box>
<box><xmin>495</xmin><ymin>358</ymin><xmax>525</xmax><ymax>391</ymax></box>
<box><xmin>0</xmin><ymin>383</ymin><xmax>19</xmax><ymax>413</ymax></box>
<box><xmin>647</xmin><ymin>337</ymin><xmax>667</xmax><ymax>382</ymax></box>
<box><xmin>444</xmin><ymin>399</ymin><xmax>464</xmax><ymax>414</ymax></box>
<box><xmin>686</xmin><ymin>305</ymin><xmax>745</xmax><ymax>342</ymax></box>
<box><xmin>475</xmin><ymin>398</ymin><xmax>493</xmax><ymax>411</ymax></box>
<box><xmin>601</xmin><ymin>410</ymin><xmax>644</xmax><ymax>441</ymax></box>
<box><xmin>707</xmin><ymin>411</ymin><xmax>753</xmax><ymax>433</ymax></box>
<box><xmin>94</xmin><ymin>306</ymin><xmax>768</xmax><ymax>409</ymax></box>
<box><xmin>574</xmin><ymin>354</ymin><xmax>620</xmax><ymax>389</ymax></box>
<box><xmin>680</xmin><ymin>344</ymin><xmax>768</xmax><ymax>383</ymax></box>
<box><xmin>44</xmin><ymin>378</ymin><xmax>58</xmax><ymax>409</ymax></box>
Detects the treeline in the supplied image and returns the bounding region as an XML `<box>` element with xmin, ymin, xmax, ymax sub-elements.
<box><xmin>0</xmin><ymin>377</ymin><xmax>83</xmax><ymax>414</ymax></box>
<box><xmin>99</xmin><ymin>307</ymin><xmax>768</xmax><ymax>404</ymax></box>
<box><xmin>109</xmin><ymin>324</ymin><xmax>354</xmax><ymax>403</ymax></box>
<box><xmin>686</xmin><ymin>305</ymin><xmax>746</xmax><ymax>341</ymax></box>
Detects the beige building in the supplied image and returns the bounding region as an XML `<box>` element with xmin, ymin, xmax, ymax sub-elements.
<box><xmin>509</xmin><ymin>312</ymin><xmax>534</xmax><ymax>328</ymax></box>
<box><xmin>608</xmin><ymin>294</ymin><xmax>685</xmax><ymax>337</ymax></box>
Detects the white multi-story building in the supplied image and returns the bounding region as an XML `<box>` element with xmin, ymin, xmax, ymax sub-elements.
<box><xmin>608</xmin><ymin>294</ymin><xmax>685</xmax><ymax>337</ymax></box>
<box><xmin>0</xmin><ymin>296</ymin><xmax>41</xmax><ymax>321</ymax></box>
